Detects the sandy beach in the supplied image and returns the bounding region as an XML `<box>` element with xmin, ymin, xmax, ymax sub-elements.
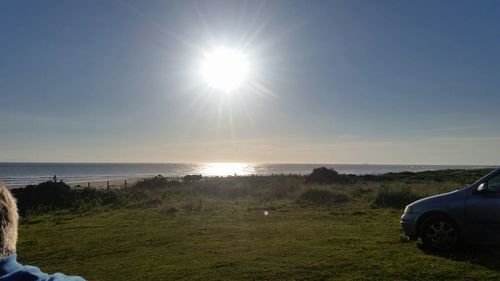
<box><xmin>6</xmin><ymin>176</ymin><xmax>153</xmax><ymax>190</ymax></box>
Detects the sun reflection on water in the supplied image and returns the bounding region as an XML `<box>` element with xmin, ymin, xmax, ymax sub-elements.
<box><xmin>199</xmin><ymin>163</ymin><xmax>255</xmax><ymax>176</ymax></box>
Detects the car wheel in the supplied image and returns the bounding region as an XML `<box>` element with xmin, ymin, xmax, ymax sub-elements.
<box><xmin>420</xmin><ymin>215</ymin><xmax>459</xmax><ymax>251</ymax></box>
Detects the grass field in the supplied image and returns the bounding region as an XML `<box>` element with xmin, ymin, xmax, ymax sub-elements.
<box><xmin>14</xmin><ymin>169</ymin><xmax>500</xmax><ymax>281</ymax></box>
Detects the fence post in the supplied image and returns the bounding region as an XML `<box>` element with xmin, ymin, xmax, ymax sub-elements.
<box><xmin>124</xmin><ymin>180</ymin><xmax>127</xmax><ymax>188</ymax></box>
<box><xmin>87</xmin><ymin>182</ymin><xmax>90</xmax><ymax>188</ymax></box>
<box><xmin>107</xmin><ymin>181</ymin><xmax>110</xmax><ymax>190</ymax></box>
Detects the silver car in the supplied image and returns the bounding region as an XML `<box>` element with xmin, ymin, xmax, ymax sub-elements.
<box><xmin>401</xmin><ymin>167</ymin><xmax>500</xmax><ymax>250</ymax></box>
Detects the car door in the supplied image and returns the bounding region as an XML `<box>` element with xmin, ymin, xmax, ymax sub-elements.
<box><xmin>464</xmin><ymin>172</ymin><xmax>500</xmax><ymax>244</ymax></box>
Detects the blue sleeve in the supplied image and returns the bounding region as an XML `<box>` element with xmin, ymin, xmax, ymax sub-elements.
<box><xmin>1</xmin><ymin>265</ymin><xmax>86</xmax><ymax>281</ymax></box>
<box><xmin>46</xmin><ymin>273</ymin><xmax>86</xmax><ymax>281</ymax></box>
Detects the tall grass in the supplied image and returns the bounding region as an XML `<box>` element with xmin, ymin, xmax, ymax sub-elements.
<box><xmin>371</xmin><ymin>186</ymin><xmax>422</xmax><ymax>209</ymax></box>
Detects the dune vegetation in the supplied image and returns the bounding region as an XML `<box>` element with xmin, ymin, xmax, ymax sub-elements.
<box><xmin>13</xmin><ymin>168</ymin><xmax>500</xmax><ymax>281</ymax></box>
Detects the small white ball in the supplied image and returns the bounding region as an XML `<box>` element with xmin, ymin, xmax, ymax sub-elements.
<box><xmin>264</xmin><ymin>211</ymin><xmax>269</xmax><ymax>216</ymax></box>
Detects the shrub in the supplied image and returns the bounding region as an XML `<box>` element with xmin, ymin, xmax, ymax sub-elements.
<box><xmin>11</xmin><ymin>179</ymin><xmax>122</xmax><ymax>215</ymax></box>
<box><xmin>12</xmin><ymin>179</ymin><xmax>75</xmax><ymax>215</ymax></box>
<box><xmin>351</xmin><ymin>186</ymin><xmax>373</xmax><ymax>198</ymax></box>
<box><xmin>165</xmin><ymin>207</ymin><xmax>178</xmax><ymax>215</ymax></box>
<box><xmin>133</xmin><ymin>175</ymin><xmax>175</xmax><ymax>189</ymax></box>
<box><xmin>73</xmin><ymin>188</ymin><xmax>119</xmax><ymax>211</ymax></box>
<box><xmin>183</xmin><ymin>175</ymin><xmax>202</xmax><ymax>183</ymax></box>
<box><xmin>372</xmin><ymin>186</ymin><xmax>421</xmax><ymax>209</ymax></box>
<box><xmin>305</xmin><ymin>167</ymin><xmax>351</xmax><ymax>184</ymax></box>
<box><xmin>182</xmin><ymin>199</ymin><xmax>203</xmax><ymax>214</ymax></box>
<box><xmin>298</xmin><ymin>188</ymin><xmax>349</xmax><ymax>205</ymax></box>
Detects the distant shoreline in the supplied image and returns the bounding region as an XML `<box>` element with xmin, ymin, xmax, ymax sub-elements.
<box><xmin>1</xmin><ymin>162</ymin><xmax>495</xmax><ymax>189</ymax></box>
<box><xmin>6</xmin><ymin>176</ymin><xmax>154</xmax><ymax>190</ymax></box>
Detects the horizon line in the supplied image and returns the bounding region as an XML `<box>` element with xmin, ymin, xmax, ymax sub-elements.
<box><xmin>0</xmin><ymin>161</ymin><xmax>496</xmax><ymax>167</ymax></box>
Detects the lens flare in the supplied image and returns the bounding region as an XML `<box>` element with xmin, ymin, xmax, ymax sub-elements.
<box><xmin>201</xmin><ymin>47</ymin><xmax>249</xmax><ymax>92</ymax></box>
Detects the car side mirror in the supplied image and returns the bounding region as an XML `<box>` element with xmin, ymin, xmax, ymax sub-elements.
<box><xmin>477</xmin><ymin>182</ymin><xmax>488</xmax><ymax>193</ymax></box>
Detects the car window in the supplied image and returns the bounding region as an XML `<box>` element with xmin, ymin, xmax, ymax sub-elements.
<box><xmin>488</xmin><ymin>174</ymin><xmax>500</xmax><ymax>192</ymax></box>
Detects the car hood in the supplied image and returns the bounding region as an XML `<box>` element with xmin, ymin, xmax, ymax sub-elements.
<box><xmin>410</xmin><ymin>187</ymin><xmax>469</xmax><ymax>211</ymax></box>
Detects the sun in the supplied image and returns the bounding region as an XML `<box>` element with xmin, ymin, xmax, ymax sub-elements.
<box><xmin>200</xmin><ymin>47</ymin><xmax>250</xmax><ymax>93</ymax></box>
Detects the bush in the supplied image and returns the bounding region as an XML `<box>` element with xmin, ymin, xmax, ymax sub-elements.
<box><xmin>11</xmin><ymin>179</ymin><xmax>121</xmax><ymax>215</ymax></box>
<box><xmin>165</xmin><ymin>207</ymin><xmax>178</xmax><ymax>215</ymax></box>
<box><xmin>73</xmin><ymin>188</ymin><xmax>119</xmax><ymax>212</ymax></box>
<box><xmin>133</xmin><ymin>175</ymin><xmax>175</xmax><ymax>189</ymax></box>
<box><xmin>350</xmin><ymin>186</ymin><xmax>373</xmax><ymax>198</ymax></box>
<box><xmin>182</xmin><ymin>199</ymin><xmax>203</xmax><ymax>214</ymax></box>
<box><xmin>12</xmin><ymin>179</ymin><xmax>75</xmax><ymax>215</ymax></box>
<box><xmin>306</xmin><ymin>167</ymin><xmax>351</xmax><ymax>184</ymax></box>
<box><xmin>183</xmin><ymin>175</ymin><xmax>202</xmax><ymax>183</ymax></box>
<box><xmin>298</xmin><ymin>188</ymin><xmax>349</xmax><ymax>205</ymax></box>
<box><xmin>372</xmin><ymin>186</ymin><xmax>421</xmax><ymax>209</ymax></box>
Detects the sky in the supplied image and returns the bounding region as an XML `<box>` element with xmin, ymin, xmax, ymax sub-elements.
<box><xmin>0</xmin><ymin>0</ymin><xmax>499</xmax><ymax>165</ymax></box>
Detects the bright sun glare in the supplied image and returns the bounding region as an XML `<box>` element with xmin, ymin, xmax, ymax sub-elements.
<box><xmin>201</xmin><ymin>47</ymin><xmax>249</xmax><ymax>92</ymax></box>
<box><xmin>200</xmin><ymin>163</ymin><xmax>253</xmax><ymax>176</ymax></box>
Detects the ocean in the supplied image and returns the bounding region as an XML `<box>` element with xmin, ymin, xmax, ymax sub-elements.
<box><xmin>0</xmin><ymin>162</ymin><xmax>493</xmax><ymax>187</ymax></box>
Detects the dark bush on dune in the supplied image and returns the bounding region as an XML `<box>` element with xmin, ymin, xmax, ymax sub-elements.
<box><xmin>298</xmin><ymin>188</ymin><xmax>349</xmax><ymax>205</ymax></box>
<box><xmin>12</xmin><ymin>179</ymin><xmax>75</xmax><ymax>215</ymax></box>
<box><xmin>183</xmin><ymin>174</ymin><xmax>202</xmax><ymax>183</ymax></box>
<box><xmin>11</xmin><ymin>178</ymin><xmax>121</xmax><ymax>215</ymax></box>
<box><xmin>305</xmin><ymin>167</ymin><xmax>351</xmax><ymax>184</ymax></box>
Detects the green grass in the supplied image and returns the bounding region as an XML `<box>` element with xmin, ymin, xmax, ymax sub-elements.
<box><xmin>15</xmin><ymin>170</ymin><xmax>500</xmax><ymax>281</ymax></box>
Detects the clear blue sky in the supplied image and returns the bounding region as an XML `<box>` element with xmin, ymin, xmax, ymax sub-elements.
<box><xmin>1</xmin><ymin>0</ymin><xmax>499</xmax><ymax>164</ymax></box>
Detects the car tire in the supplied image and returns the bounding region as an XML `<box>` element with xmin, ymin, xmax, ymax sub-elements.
<box><xmin>420</xmin><ymin>214</ymin><xmax>460</xmax><ymax>251</ymax></box>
